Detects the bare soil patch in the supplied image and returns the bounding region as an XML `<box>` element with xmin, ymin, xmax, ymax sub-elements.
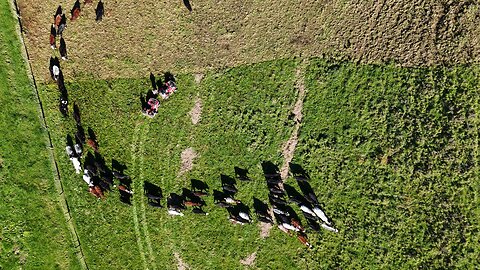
<box><xmin>174</xmin><ymin>252</ymin><xmax>190</xmax><ymax>270</ymax></box>
<box><xmin>17</xmin><ymin>0</ymin><xmax>480</xmax><ymax>81</ymax></box>
<box><xmin>259</xmin><ymin>222</ymin><xmax>273</xmax><ymax>239</ymax></box>
<box><xmin>194</xmin><ymin>73</ymin><xmax>204</xmax><ymax>84</ymax></box>
<box><xmin>189</xmin><ymin>97</ymin><xmax>202</xmax><ymax>125</ymax></box>
<box><xmin>280</xmin><ymin>65</ymin><xmax>306</xmax><ymax>180</ymax></box>
<box><xmin>240</xmin><ymin>252</ymin><xmax>257</xmax><ymax>266</ymax></box>
<box><xmin>179</xmin><ymin>147</ymin><xmax>197</xmax><ymax>176</ymax></box>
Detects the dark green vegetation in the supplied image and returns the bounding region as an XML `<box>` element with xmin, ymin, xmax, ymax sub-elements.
<box><xmin>295</xmin><ymin>59</ymin><xmax>480</xmax><ymax>268</ymax></box>
<box><xmin>34</xmin><ymin>56</ymin><xmax>480</xmax><ymax>269</ymax></box>
<box><xmin>0</xmin><ymin>1</ymin><xmax>80</xmax><ymax>268</ymax></box>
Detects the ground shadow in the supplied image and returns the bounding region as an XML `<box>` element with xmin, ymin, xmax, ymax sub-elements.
<box><xmin>182</xmin><ymin>0</ymin><xmax>192</xmax><ymax>12</ymax></box>
<box><xmin>234</xmin><ymin>166</ymin><xmax>250</xmax><ymax>181</ymax></box>
<box><xmin>191</xmin><ymin>179</ymin><xmax>209</xmax><ymax>191</ymax></box>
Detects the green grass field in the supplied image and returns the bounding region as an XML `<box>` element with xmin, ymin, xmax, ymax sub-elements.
<box><xmin>0</xmin><ymin>1</ymin><xmax>80</xmax><ymax>268</ymax></box>
<box><xmin>32</xmin><ymin>57</ymin><xmax>480</xmax><ymax>269</ymax></box>
<box><xmin>4</xmin><ymin>0</ymin><xmax>480</xmax><ymax>268</ymax></box>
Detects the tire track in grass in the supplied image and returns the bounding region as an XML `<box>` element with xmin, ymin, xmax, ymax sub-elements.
<box><xmin>130</xmin><ymin>122</ymin><xmax>148</xmax><ymax>270</ymax></box>
<box><xmin>136</xmin><ymin>122</ymin><xmax>156</xmax><ymax>269</ymax></box>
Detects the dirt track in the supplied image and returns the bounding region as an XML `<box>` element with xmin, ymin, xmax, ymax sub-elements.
<box><xmin>18</xmin><ymin>0</ymin><xmax>480</xmax><ymax>81</ymax></box>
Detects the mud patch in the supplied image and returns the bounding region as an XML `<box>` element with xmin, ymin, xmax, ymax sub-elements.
<box><xmin>174</xmin><ymin>252</ymin><xmax>190</xmax><ymax>270</ymax></box>
<box><xmin>240</xmin><ymin>252</ymin><xmax>257</xmax><ymax>266</ymax></box>
<box><xmin>179</xmin><ymin>147</ymin><xmax>197</xmax><ymax>176</ymax></box>
<box><xmin>259</xmin><ymin>222</ymin><xmax>273</xmax><ymax>239</ymax></box>
<box><xmin>189</xmin><ymin>97</ymin><xmax>202</xmax><ymax>125</ymax></box>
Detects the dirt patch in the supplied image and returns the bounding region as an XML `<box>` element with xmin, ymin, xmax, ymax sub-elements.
<box><xmin>194</xmin><ymin>73</ymin><xmax>204</xmax><ymax>84</ymax></box>
<box><xmin>174</xmin><ymin>252</ymin><xmax>190</xmax><ymax>270</ymax></box>
<box><xmin>280</xmin><ymin>64</ymin><xmax>306</xmax><ymax>180</ymax></box>
<box><xmin>240</xmin><ymin>252</ymin><xmax>257</xmax><ymax>266</ymax></box>
<box><xmin>259</xmin><ymin>222</ymin><xmax>273</xmax><ymax>239</ymax></box>
<box><xmin>17</xmin><ymin>0</ymin><xmax>480</xmax><ymax>82</ymax></box>
<box><xmin>179</xmin><ymin>147</ymin><xmax>197</xmax><ymax>176</ymax></box>
<box><xmin>189</xmin><ymin>97</ymin><xmax>202</xmax><ymax>125</ymax></box>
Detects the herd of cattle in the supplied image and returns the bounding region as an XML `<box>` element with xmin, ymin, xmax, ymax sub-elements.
<box><xmin>45</xmin><ymin>0</ymin><xmax>337</xmax><ymax>249</ymax></box>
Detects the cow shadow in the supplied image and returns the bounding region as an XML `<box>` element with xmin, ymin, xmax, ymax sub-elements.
<box><xmin>164</xmin><ymin>72</ymin><xmax>175</xmax><ymax>82</ymax></box>
<box><xmin>87</xmin><ymin>127</ymin><xmax>97</xmax><ymax>141</ymax></box>
<box><xmin>283</xmin><ymin>183</ymin><xmax>306</xmax><ymax>204</ymax></box>
<box><xmin>144</xmin><ymin>181</ymin><xmax>163</xmax><ymax>199</ymax></box>
<box><xmin>191</xmin><ymin>179</ymin><xmax>209</xmax><ymax>191</ymax></box>
<box><xmin>112</xmin><ymin>159</ymin><xmax>128</xmax><ymax>173</ymax></box>
<box><xmin>253</xmin><ymin>197</ymin><xmax>269</xmax><ymax>215</ymax></box>
<box><xmin>297</xmin><ymin>181</ymin><xmax>319</xmax><ymax>205</ymax></box>
<box><xmin>234</xmin><ymin>166</ymin><xmax>250</xmax><ymax>181</ymax></box>
<box><xmin>289</xmin><ymin>163</ymin><xmax>310</xmax><ymax>180</ymax></box>
<box><xmin>183</xmin><ymin>0</ymin><xmax>192</xmax><ymax>12</ymax></box>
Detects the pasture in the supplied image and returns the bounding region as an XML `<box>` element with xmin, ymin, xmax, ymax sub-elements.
<box><xmin>35</xmin><ymin>58</ymin><xmax>480</xmax><ymax>269</ymax></box>
<box><xmin>4</xmin><ymin>0</ymin><xmax>480</xmax><ymax>268</ymax></box>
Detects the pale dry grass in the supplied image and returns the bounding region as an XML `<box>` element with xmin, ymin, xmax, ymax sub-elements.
<box><xmin>17</xmin><ymin>0</ymin><xmax>480</xmax><ymax>82</ymax></box>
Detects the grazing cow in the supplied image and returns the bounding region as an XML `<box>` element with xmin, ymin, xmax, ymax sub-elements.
<box><xmin>59</xmin><ymin>95</ymin><xmax>68</xmax><ymax>116</ymax></box>
<box><xmin>268</xmin><ymin>194</ymin><xmax>287</xmax><ymax>205</ymax></box>
<box><xmin>70</xmin><ymin>157</ymin><xmax>82</xmax><ymax>174</ymax></box>
<box><xmin>144</xmin><ymin>181</ymin><xmax>163</xmax><ymax>200</ymax></box>
<box><xmin>321</xmin><ymin>223</ymin><xmax>338</xmax><ymax>233</ymax></box>
<box><xmin>258</xmin><ymin>215</ymin><xmax>274</xmax><ymax>224</ymax></box>
<box><xmin>95</xmin><ymin>0</ymin><xmax>104</xmax><ymax>21</ymax></box>
<box><xmin>306</xmin><ymin>218</ymin><xmax>320</xmax><ymax>232</ymax></box>
<box><xmin>59</xmin><ymin>37</ymin><xmax>67</xmax><ymax>60</ymax></box>
<box><xmin>282</xmin><ymin>223</ymin><xmax>300</xmax><ymax>232</ymax></box>
<box><xmin>168</xmin><ymin>208</ymin><xmax>184</xmax><ymax>216</ymax></box>
<box><xmin>49</xmin><ymin>25</ymin><xmax>56</xmax><ymax>49</ymax></box>
<box><xmin>65</xmin><ymin>145</ymin><xmax>74</xmax><ymax>158</ymax></box>
<box><xmin>192</xmin><ymin>207</ymin><xmax>208</xmax><ymax>215</ymax></box>
<box><xmin>277</xmin><ymin>224</ymin><xmax>292</xmax><ymax>235</ymax></box>
<box><xmin>54</xmin><ymin>6</ymin><xmax>62</xmax><ymax>26</ymax></box>
<box><xmin>299</xmin><ymin>204</ymin><xmax>315</xmax><ymax>217</ymax></box>
<box><xmin>87</xmin><ymin>138</ymin><xmax>99</xmax><ymax>152</ymax></box>
<box><xmin>297</xmin><ymin>233</ymin><xmax>312</xmax><ymax>248</ymax></box>
<box><xmin>118</xmin><ymin>184</ymin><xmax>133</xmax><ymax>194</ymax></box>
<box><xmin>58</xmin><ymin>15</ymin><xmax>67</xmax><ymax>36</ymax></box>
<box><xmin>213</xmin><ymin>190</ymin><xmax>239</xmax><ymax>205</ymax></box>
<box><xmin>70</xmin><ymin>0</ymin><xmax>81</xmax><ymax>21</ymax></box>
<box><xmin>49</xmin><ymin>56</ymin><xmax>60</xmax><ymax>81</ymax></box>
<box><xmin>119</xmin><ymin>189</ymin><xmax>133</xmax><ymax>205</ymax></box>
<box><xmin>222</xmin><ymin>184</ymin><xmax>237</xmax><ymax>194</ymax></box>
<box><xmin>291</xmin><ymin>218</ymin><xmax>305</xmax><ymax>233</ymax></box>
<box><xmin>312</xmin><ymin>206</ymin><xmax>330</xmax><ymax>225</ymax></box>
<box><xmin>83</xmin><ymin>169</ymin><xmax>93</xmax><ymax>185</ymax></box>
<box><xmin>215</xmin><ymin>201</ymin><xmax>230</xmax><ymax>208</ymax></box>
<box><xmin>192</xmin><ymin>191</ymin><xmax>208</xmax><ymax>197</ymax></box>
<box><xmin>74</xmin><ymin>143</ymin><xmax>82</xmax><ymax>157</ymax></box>
<box><xmin>112</xmin><ymin>171</ymin><xmax>130</xmax><ymax>180</ymax></box>
<box><xmin>238</xmin><ymin>211</ymin><xmax>251</xmax><ymax>223</ymax></box>
<box><xmin>268</xmin><ymin>184</ymin><xmax>285</xmax><ymax>195</ymax></box>
<box><xmin>89</xmin><ymin>185</ymin><xmax>104</xmax><ymax>199</ymax></box>
<box><xmin>272</xmin><ymin>207</ymin><xmax>290</xmax><ymax>217</ymax></box>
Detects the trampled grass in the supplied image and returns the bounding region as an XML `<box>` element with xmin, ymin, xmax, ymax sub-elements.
<box><xmin>0</xmin><ymin>1</ymin><xmax>80</xmax><ymax>268</ymax></box>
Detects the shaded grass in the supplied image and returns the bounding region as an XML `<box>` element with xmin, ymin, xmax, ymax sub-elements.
<box><xmin>294</xmin><ymin>59</ymin><xmax>480</xmax><ymax>269</ymax></box>
<box><xmin>0</xmin><ymin>0</ymin><xmax>80</xmax><ymax>269</ymax></box>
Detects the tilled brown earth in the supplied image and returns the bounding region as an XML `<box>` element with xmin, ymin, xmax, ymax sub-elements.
<box><xmin>18</xmin><ymin>0</ymin><xmax>480</xmax><ymax>81</ymax></box>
